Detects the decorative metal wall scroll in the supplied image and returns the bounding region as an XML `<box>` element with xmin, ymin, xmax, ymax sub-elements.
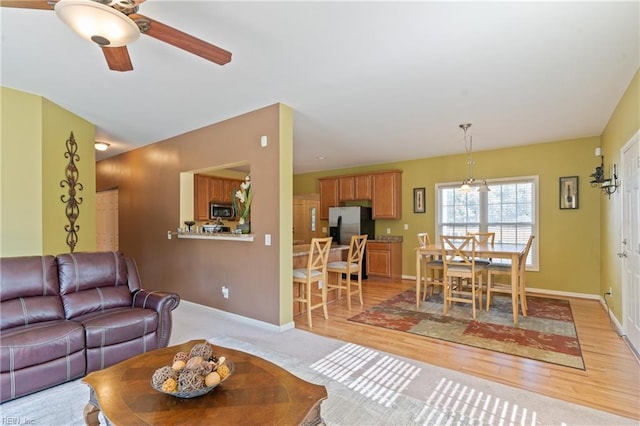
<box><xmin>60</xmin><ymin>131</ymin><xmax>83</xmax><ymax>252</ymax></box>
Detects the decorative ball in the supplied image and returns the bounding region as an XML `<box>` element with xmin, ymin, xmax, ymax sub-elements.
<box><xmin>185</xmin><ymin>356</ymin><xmax>204</xmax><ymax>370</ymax></box>
<box><xmin>173</xmin><ymin>352</ymin><xmax>189</xmax><ymax>363</ymax></box>
<box><xmin>152</xmin><ymin>366</ymin><xmax>177</xmax><ymax>388</ymax></box>
<box><xmin>172</xmin><ymin>360</ymin><xmax>186</xmax><ymax>371</ymax></box>
<box><xmin>189</xmin><ymin>342</ymin><xmax>213</xmax><ymax>360</ymax></box>
<box><xmin>177</xmin><ymin>369</ymin><xmax>205</xmax><ymax>392</ymax></box>
<box><xmin>205</xmin><ymin>372</ymin><xmax>221</xmax><ymax>387</ymax></box>
<box><xmin>161</xmin><ymin>378</ymin><xmax>177</xmax><ymax>393</ymax></box>
<box><xmin>217</xmin><ymin>364</ymin><xmax>230</xmax><ymax>380</ymax></box>
<box><xmin>195</xmin><ymin>361</ymin><xmax>213</xmax><ymax>377</ymax></box>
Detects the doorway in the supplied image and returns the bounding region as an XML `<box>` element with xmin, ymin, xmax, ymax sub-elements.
<box><xmin>621</xmin><ymin>130</ymin><xmax>639</xmax><ymax>355</ymax></box>
<box><xmin>97</xmin><ymin>189</ymin><xmax>119</xmax><ymax>251</ymax></box>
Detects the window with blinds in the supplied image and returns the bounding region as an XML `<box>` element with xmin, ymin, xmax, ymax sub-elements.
<box><xmin>436</xmin><ymin>176</ymin><xmax>539</xmax><ymax>269</ymax></box>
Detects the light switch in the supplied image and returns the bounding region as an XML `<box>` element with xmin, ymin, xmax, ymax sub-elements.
<box><xmin>260</xmin><ymin>136</ymin><xmax>268</xmax><ymax>147</ymax></box>
<box><xmin>265</xmin><ymin>234</ymin><xmax>271</xmax><ymax>246</ymax></box>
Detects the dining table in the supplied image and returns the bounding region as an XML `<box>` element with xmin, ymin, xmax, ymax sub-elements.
<box><xmin>415</xmin><ymin>241</ymin><xmax>527</xmax><ymax>325</ymax></box>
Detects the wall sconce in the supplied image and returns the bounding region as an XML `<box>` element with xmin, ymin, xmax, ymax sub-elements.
<box><xmin>95</xmin><ymin>141</ymin><xmax>110</xmax><ymax>151</ymax></box>
<box><xmin>590</xmin><ymin>147</ymin><xmax>618</xmax><ymax>199</ymax></box>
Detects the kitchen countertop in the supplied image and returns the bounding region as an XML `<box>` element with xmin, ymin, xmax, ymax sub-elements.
<box><xmin>293</xmin><ymin>243</ymin><xmax>349</xmax><ymax>256</ymax></box>
<box><xmin>371</xmin><ymin>235</ymin><xmax>403</xmax><ymax>243</ymax></box>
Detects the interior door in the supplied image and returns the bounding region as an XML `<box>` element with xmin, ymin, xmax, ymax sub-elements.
<box><xmin>97</xmin><ymin>189</ymin><xmax>119</xmax><ymax>251</ymax></box>
<box><xmin>621</xmin><ymin>131</ymin><xmax>639</xmax><ymax>354</ymax></box>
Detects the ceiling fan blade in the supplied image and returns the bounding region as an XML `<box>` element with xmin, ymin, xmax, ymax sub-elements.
<box><xmin>130</xmin><ymin>13</ymin><xmax>231</xmax><ymax>66</ymax></box>
<box><xmin>101</xmin><ymin>46</ymin><xmax>133</xmax><ymax>72</ymax></box>
<box><xmin>0</xmin><ymin>0</ymin><xmax>55</xmax><ymax>10</ymax></box>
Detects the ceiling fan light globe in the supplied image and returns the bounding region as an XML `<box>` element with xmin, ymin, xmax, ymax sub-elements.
<box><xmin>55</xmin><ymin>0</ymin><xmax>140</xmax><ymax>47</ymax></box>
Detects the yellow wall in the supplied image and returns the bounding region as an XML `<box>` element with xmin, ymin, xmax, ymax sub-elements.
<box><xmin>278</xmin><ymin>104</ymin><xmax>294</xmax><ymax>325</ymax></box>
<box><xmin>600</xmin><ymin>69</ymin><xmax>640</xmax><ymax>320</ymax></box>
<box><xmin>295</xmin><ymin>136</ymin><xmax>603</xmax><ymax>296</ymax></box>
<box><xmin>1</xmin><ymin>87</ymin><xmax>43</xmax><ymax>255</ymax></box>
<box><xmin>0</xmin><ymin>87</ymin><xmax>96</xmax><ymax>256</ymax></box>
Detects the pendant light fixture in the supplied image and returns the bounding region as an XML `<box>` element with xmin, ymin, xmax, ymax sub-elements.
<box><xmin>459</xmin><ymin>123</ymin><xmax>490</xmax><ymax>193</ymax></box>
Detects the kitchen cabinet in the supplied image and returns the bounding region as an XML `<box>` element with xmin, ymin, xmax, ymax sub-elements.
<box><xmin>366</xmin><ymin>241</ymin><xmax>402</xmax><ymax>279</ymax></box>
<box><xmin>319</xmin><ymin>170</ymin><xmax>401</xmax><ymax>220</ymax></box>
<box><xmin>339</xmin><ymin>177</ymin><xmax>355</xmax><ymax>201</ymax></box>
<box><xmin>194</xmin><ymin>174</ymin><xmax>211</xmax><ymax>221</ymax></box>
<box><xmin>319</xmin><ymin>178</ymin><xmax>339</xmax><ymax>220</ymax></box>
<box><xmin>194</xmin><ymin>175</ymin><xmax>243</xmax><ymax>220</ymax></box>
<box><xmin>339</xmin><ymin>175</ymin><xmax>372</xmax><ymax>201</ymax></box>
<box><xmin>223</xmin><ymin>179</ymin><xmax>241</xmax><ymax>203</ymax></box>
<box><xmin>354</xmin><ymin>175</ymin><xmax>372</xmax><ymax>200</ymax></box>
<box><xmin>372</xmin><ymin>171</ymin><xmax>402</xmax><ymax>219</ymax></box>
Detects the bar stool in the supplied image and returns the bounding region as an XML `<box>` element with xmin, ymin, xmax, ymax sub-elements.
<box><xmin>293</xmin><ymin>237</ymin><xmax>333</xmax><ymax>328</ymax></box>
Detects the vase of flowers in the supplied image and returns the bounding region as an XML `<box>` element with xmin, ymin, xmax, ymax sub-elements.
<box><xmin>233</xmin><ymin>175</ymin><xmax>252</xmax><ymax>234</ymax></box>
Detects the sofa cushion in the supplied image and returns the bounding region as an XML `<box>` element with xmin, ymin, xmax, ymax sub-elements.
<box><xmin>0</xmin><ymin>255</ymin><xmax>64</xmax><ymax>330</ymax></box>
<box><xmin>74</xmin><ymin>307</ymin><xmax>158</xmax><ymax>348</ymax></box>
<box><xmin>0</xmin><ymin>320</ymin><xmax>85</xmax><ymax>373</ymax></box>
<box><xmin>57</xmin><ymin>251</ymin><xmax>132</xmax><ymax>320</ymax></box>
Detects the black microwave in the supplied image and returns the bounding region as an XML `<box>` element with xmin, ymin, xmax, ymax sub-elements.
<box><xmin>210</xmin><ymin>203</ymin><xmax>236</xmax><ymax>219</ymax></box>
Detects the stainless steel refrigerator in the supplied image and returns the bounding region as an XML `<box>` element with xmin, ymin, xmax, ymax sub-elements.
<box><xmin>328</xmin><ymin>206</ymin><xmax>375</xmax><ymax>279</ymax></box>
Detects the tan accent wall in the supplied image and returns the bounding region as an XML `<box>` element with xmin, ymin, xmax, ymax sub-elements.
<box><xmin>1</xmin><ymin>87</ymin><xmax>95</xmax><ymax>257</ymax></box>
<box><xmin>96</xmin><ymin>103</ymin><xmax>292</xmax><ymax>326</ymax></box>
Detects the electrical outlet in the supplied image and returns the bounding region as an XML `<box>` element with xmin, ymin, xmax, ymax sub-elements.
<box><xmin>386</xmin><ymin>228</ymin><xmax>391</xmax><ymax>234</ymax></box>
<box><xmin>221</xmin><ymin>286</ymin><xmax>229</xmax><ymax>299</ymax></box>
<box><xmin>609</xmin><ymin>287</ymin><xmax>613</xmax><ymax>297</ymax></box>
<box><xmin>167</xmin><ymin>231</ymin><xmax>172</xmax><ymax>240</ymax></box>
<box><xmin>404</xmin><ymin>224</ymin><xmax>409</xmax><ymax>230</ymax></box>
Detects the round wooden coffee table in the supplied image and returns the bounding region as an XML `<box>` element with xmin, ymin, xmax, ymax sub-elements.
<box><xmin>82</xmin><ymin>340</ymin><xmax>327</xmax><ymax>425</ymax></box>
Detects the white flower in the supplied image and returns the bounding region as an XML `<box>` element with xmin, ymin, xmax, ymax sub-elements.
<box><xmin>235</xmin><ymin>190</ymin><xmax>245</xmax><ymax>203</ymax></box>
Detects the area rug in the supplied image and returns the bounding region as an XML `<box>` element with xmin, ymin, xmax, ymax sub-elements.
<box><xmin>348</xmin><ymin>289</ymin><xmax>585</xmax><ymax>370</ymax></box>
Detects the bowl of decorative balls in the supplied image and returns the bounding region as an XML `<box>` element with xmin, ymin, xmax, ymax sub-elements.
<box><xmin>151</xmin><ymin>341</ymin><xmax>233</xmax><ymax>398</ymax></box>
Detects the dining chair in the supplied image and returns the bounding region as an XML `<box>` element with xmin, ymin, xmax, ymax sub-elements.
<box><xmin>326</xmin><ymin>234</ymin><xmax>368</xmax><ymax>310</ymax></box>
<box><xmin>485</xmin><ymin>235</ymin><xmax>535</xmax><ymax>316</ymax></box>
<box><xmin>292</xmin><ymin>237</ymin><xmax>333</xmax><ymax>328</ymax></box>
<box><xmin>441</xmin><ymin>235</ymin><xmax>486</xmax><ymax>319</ymax></box>
<box><xmin>467</xmin><ymin>232</ymin><xmax>495</xmax><ymax>266</ymax></box>
<box><xmin>416</xmin><ymin>232</ymin><xmax>444</xmax><ymax>300</ymax></box>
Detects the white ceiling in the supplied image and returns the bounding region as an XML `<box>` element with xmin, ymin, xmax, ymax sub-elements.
<box><xmin>1</xmin><ymin>1</ymin><xmax>638</xmax><ymax>174</ymax></box>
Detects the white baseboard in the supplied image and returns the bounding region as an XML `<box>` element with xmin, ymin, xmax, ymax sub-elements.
<box><xmin>597</xmin><ymin>296</ymin><xmax>624</xmax><ymax>335</ymax></box>
<box><xmin>178</xmin><ymin>299</ymin><xmax>295</xmax><ymax>333</ymax></box>
<box><xmin>525</xmin><ymin>287</ymin><xmax>601</xmax><ymax>300</ymax></box>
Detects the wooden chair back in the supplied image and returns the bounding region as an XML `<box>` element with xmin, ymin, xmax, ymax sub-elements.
<box><xmin>417</xmin><ymin>232</ymin><xmax>431</xmax><ymax>247</ymax></box>
<box><xmin>468</xmin><ymin>232</ymin><xmax>495</xmax><ymax>246</ymax></box>
<box><xmin>306</xmin><ymin>237</ymin><xmax>333</xmax><ymax>275</ymax></box>
<box><xmin>518</xmin><ymin>235</ymin><xmax>535</xmax><ymax>276</ymax></box>
<box><xmin>441</xmin><ymin>235</ymin><xmax>477</xmax><ymax>271</ymax></box>
<box><xmin>346</xmin><ymin>235</ymin><xmax>368</xmax><ymax>267</ymax></box>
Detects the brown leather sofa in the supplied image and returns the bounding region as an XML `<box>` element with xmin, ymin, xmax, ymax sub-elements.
<box><xmin>0</xmin><ymin>251</ymin><xmax>180</xmax><ymax>402</ymax></box>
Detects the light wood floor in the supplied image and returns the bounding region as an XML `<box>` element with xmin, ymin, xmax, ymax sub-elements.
<box><xmin>293</xmin><ymin>277</ymin><xmax>640</xmax><ymax>421</ymax></box>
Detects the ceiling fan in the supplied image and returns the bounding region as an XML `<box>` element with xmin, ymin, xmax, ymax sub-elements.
<box><xmin>0</xmin><ymin>0</ymin><xmax>232</xmax><ymax>72</ymax></box>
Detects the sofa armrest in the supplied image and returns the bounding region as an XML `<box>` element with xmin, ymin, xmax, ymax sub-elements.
<box><xmin>132</xmin><ymin>290</ymin><xmax>180</xmax><ymax>348</ymax></box>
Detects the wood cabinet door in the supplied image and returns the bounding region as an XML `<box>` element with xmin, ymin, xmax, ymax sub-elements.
<box><xmin>372</xmin><ymin>172</ymin><xmax>402</xmax><ymax>219</ymax></box>
<box><xmin>194</xmin><ymin>174</ymin><xmax>211</xmax><ymax>221</ymax></box>
<box><xmin>366</xmin><ymin>244</ymin><xmax>391</xmax><ymax>277</ymax></box>
<box><xmin>319</xmin><ymin>178</ymin><xmax>339</xmax><ymax>220</ymax></box>
<box><xmin>338</xmin><ymin>177</ymin><xmax>355</xmax><ymax>201</ymax></box>
<box><xmin>354</xmin><ymin>175</ymin><xmax>372</xmax><ymax>200</ymax></box>
<box><xmin>223</xmin><ymin>179</ymin><xmax>241</xmax><ymax>204</ymax></box>
<box><xmin>208</xmin><ymin>178</ymin><xmax>224</xmax><ymax>203</ymax></box>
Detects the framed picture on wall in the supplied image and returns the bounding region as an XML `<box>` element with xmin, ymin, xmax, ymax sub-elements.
<box><xmin>413</xmin><ymin>187</ymin><xmax>426</xmax><ymax>213</ymax></box>
<box><xmin>559</xmin><ymin>176</ymin><xmax>579</xmax><ymax>209</ymax></box>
